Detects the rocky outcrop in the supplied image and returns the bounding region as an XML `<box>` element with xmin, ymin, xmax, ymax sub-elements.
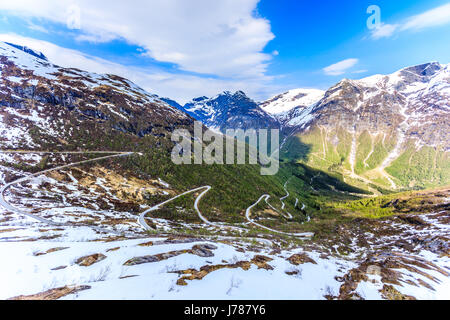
<box><xmin>33</xmin><ymin>247</ymin><xmax>68</xmax><ymax>256</ymax></box>
<box><xmin>75</xmin><ymin>253</ymin><xmax>106</xmax><ymax>267</ymax></box>
<box><xmin>8</xmin><ymin>285</ymin><xmax>91</xmax><ymax>300</ymax></box>
<box><xmin>287</xmin><ymin>252</ymin><xmax>317</xmax><ymax>265</ymax></box>
<box><xmin>123</xmin><ymin>243</ymin><xmax>218</xmax><ymax>266</ymax></box>
<box><xmin>0</xmin><ymin>41</ymin><xmax>193</xmax><ymax>150</ymax></box>
<box><xmin>174</xmin><ymin>254</ymin><xmax>274</xmax><ymax>286</ymax></box>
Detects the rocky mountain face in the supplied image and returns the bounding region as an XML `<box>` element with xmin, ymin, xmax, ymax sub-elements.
<box><xmin>0</xmin><ymin>41</ymin><xmax>192</xmax><ymax>151</ymax></box>
<box><xmin>278</xmin><ymin>62</ymin><xmax>450</xmax><ymax>190</ymax></box>
<box><xmin>1</xmin><ymin>39</ymin><xmax>448</xmax><ymax>191</ymax></box>
<box><xmin>169</xmin><ymin>91</ymin><xmax>280</xmax><ymax>133</ymax></box>
<box><xmin>260</xmin><ymin>88</ymin><xmax>325</xmax><ymax>115</ymax></box>
<box><xmin>0</xmin><ymin>41</ymin><xmax>289</xmax><ymax>221</ymax></box>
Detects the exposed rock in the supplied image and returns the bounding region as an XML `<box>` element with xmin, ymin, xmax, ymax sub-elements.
<box><xmin>285</xmin><ymin>270</ymin><xmax>299</xmax><ymax>276</ymax></box>
<box><xmin>124</xmin><ymin>255</ymin><xmax>160</xmax><ymax>266</ymax></box>
<box><xmin>287</xmin><ymin>253</ymin><xmax>317</xmax><ymax>265</ymax></box>
<box><xmin>34</xmin><ymin>247</ymin><xmax>69</xmax><ymax>256</ymax></box>
<box><xmin>380</xmin><ymin>285</ymin><xmax>416</xmax><ymax>300</ymax></box>
<box><xmin>0</xmin><ymin>41</ymin><xmax>193</xmax><ymax>151</ymax></box>
<box><xmin>75</xmin><ymin>253</ymin><xmax>106</xmax><ymax>267</ymax></box>
<box><xmin>138</xmin><ymin>241</ymin><xmax>154</xmax><ymax>247</ymax></box>
<box><xmin>178</xmin><ymin>91</ymin><xmax>280</xmax><ymax>134</ymax></box>
<box><xmin>250</xmin><ymin>255</ymin><xmax>274</xmax><ymax>270</ymax></box>
<box><xmin>338</xmin><ymin>268</ymin><xmax>368</xmax><ymax>300</ymax></box>
<box><xmin>8</xmin><ymin>285</ymin><xmax>91</xmax><ymax>300</ymax></box>
<box><xmin>119</xmin><ymin>275</ymin><xmax>139</xmax><ymax>280</ymax></box>
<box><xmin>51</xmin><ymin>265</ymin><xmax>67</xmax><ymax>271</ymax></box>
<box><xmin>397</xmin><ymin>215</ymin><xmax>430</xmax><ymax>226</ymax></box>
<box><xmin>0</xmin><ymin>228</ymin><xmax>19</xmax><ymax>233</ymax></box>
<box><xmin>173</xmin><ymin>255</ymin><xmax>274</xmax><ymax>286</ymax></box>
<box><xmin>191</xmin><ymin>244</ymin><xmax>217</xmax><ymax>257</ymax></box>
<box><xmin>124</xmin><ymin>243</ymin><xmax>217</xmax><ymax>266</ymax></box>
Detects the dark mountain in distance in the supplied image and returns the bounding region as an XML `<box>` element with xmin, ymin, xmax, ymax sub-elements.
<box><xmin>165</xmin><ymin>91</ymin><xmax>280</xmax><ymax>133</ymax></box>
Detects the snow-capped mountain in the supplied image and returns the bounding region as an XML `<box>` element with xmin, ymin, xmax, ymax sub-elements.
<box><xmin>177</xmin><ymin>91</ymin><xmax>280</xmax><ymax>133</ymax></box>
<box><xmin>4</xmin><ymin>42</ymin><xmax>48</xmax><ymax>61</ymax></box>
<box><xmin>303</xmin><ymin>62</ymin><xmax>450</xmax><ymax>147</ymax></box>
<box><xmin>260</xmin><ymin>88</ymin><xmax>325</xmax><ymax>115</ymax></box>
<box><xmin>0</xmin><ymin>41</ymin><xmax>191</xmax><ymax>150</ymax></box>
<box><xmin>280</xmin><ymin>62</ymin><xmax>450</xmax><ymax>189</ymax></box>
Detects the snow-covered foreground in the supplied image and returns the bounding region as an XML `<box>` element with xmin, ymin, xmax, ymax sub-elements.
<box><xmin>0</xmin><ymin>214</ymin><xmax>349</xmax><ymax>300</ymax></box>
<box><xmin>1</xmin><ymin>207</ymin><xmax>449</xmax><ymax>300</ymax></box>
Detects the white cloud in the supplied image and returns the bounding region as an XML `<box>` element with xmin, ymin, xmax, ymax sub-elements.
<box><xmin>0</xmin><ymin>33</ymin><xmax>281</xmax><ymax>104</ymax></box>
<box><xmin>370</xmin><ymin>23</ymin><xmax>398</xmax><ymax>39</ymax></box>
<box><xmin>0</xmin><ymin>0</ymin><xmax>274</xmax><ymax>79</ymax></box>
<box><xmin>370</xmin><ymin>3</ymin><xmax>450</xmax><ymax>39</ymax></box>
<box><xmin>402</xmin><ymin>3</ymin><xmax>450</xmax><ymax>30</ymax></box>
<box><xmin>323</xmin><ymin>58</ymin><xmax>359</xmax><ymax>76</ymax></box>
<box><xmin>352</xmin><ymin>69</ymin><xmax>368</xmax><ymax>74</ymax></box>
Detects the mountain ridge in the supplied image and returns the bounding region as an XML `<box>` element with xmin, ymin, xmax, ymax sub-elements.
<box><xmin>166</xmin><ymin>90</ymin><xmax>280</xmax><ymax>133</ymax></box>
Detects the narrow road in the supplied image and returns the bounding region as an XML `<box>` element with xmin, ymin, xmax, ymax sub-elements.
<box><xmin>139</xmin><ymin>186</ymin><xmax>249</xmax><ymax>233</ymax></box>
<box><xmin>280</xmin><ymin>181</ymin><xmax>289</xmax><ymax>210</ymax></box>
<box><xmin>140</xmin><ymin>184</ymin><xmax>313</xmax><ymax>238</ymax></box>
<box><xmin>278</xmin><ymin>179</ymin><xmax>293</xmax><ymax>219</ymax></box>
<box><xmin>245</xmin><ymin>194</ymin><xmax>314</xmax><ymax>238</ymax></box>
<box><xmin>138</xmin><ymin>186</ymin><xmax>213</xmax><ymax>229</ymax></box>
<box><xmin>1</xmin><ymin>151</ymin><xmax>314</xmax><ymax>239</ymax></box>
<box><xmin>264</xmin><ymin>179</ymin><xmax>293</xmax><ymax>220</ymax></box>
<box><xmin>0</xmin><ymin>151</ymin><xmax>134</xmax><ymax>234</ymax></box>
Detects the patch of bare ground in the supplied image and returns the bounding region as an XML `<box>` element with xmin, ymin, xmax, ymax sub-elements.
<box><xmin>380</xmin><ymin>285</ymin><xmax>416</xmax><ymax>300</ymax></box>
<box><xmin>8</xmin><ymin>285</ymin><xmax>91</xmax><ymax>300</ymax></box>
<box><xmin>335</xmin><ymin>251</ymin><xmax>449</xmax><ymax>300</ymax></box>
<box><xmin>174</xmin><ymin>255</ymin><xmax>274</xmax><ymax>286</ymax></box>
<box><xmin>124</xmin><ymin>244</ymin><xmax>218</xmax><ymax>266</ymax></box>
<box><xmin>0</xmin><ymin>228</ymin><xmax>20</xmax><ymax>233</ymax></box>
<box><xmin>75</xmin><ymin>253</ymin><xmax>107</xmax><ymax>266</ymax></box>
<box><xmin>51</xmin><ymin>265</ymin><xmax>67</xmax><ymax>271</ymax></box>
<box><xmin>34</xmin><ymin>247</ymin><xmax>69</xmax><ymax>256</ymax></box>
<box><xmin>58</xmin><ymin>166</ymin><xmax>175</xmax><ymax>204</ymax></box>
<box><xmin>100</xmin><ymin>218</ymin><xmax>136</xmax><ymax>226</ymax></box>
<box><xmin>138</xmin><ymin>241</ymin><xmax>153</xmax><ymax>247</ymax></box>
<box><xmin>91</xmin><ymin>235</ymin><xmax>128</xmax><ymax>242</ymax></box>
<box><xmin>287</xmin><ymin>253</ymin><xmax>317</xmax><ymax>265</ymax></box>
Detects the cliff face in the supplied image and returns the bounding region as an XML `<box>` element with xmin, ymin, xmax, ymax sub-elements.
<box><xmin>180</xmin><ymin>91</ymin><xmax>280</xmax><ymax>133</ymax></box>
<box><xmin>310</xmin><ymin>62</ymin><xmax>449</xmax><ymax>148</ymax></box>
<box><xmin>280</xmin><ymin>62</ymin><xmax>450</xmax><ymax>190</ymax></box>
<box><xmin>260</xmin><ymin>88</ymin><xmax>325</xmax><ymax>116</ymax></box>
<box><xmin>0</xmin><ymin>41</ymin><xmax>192</xmax><ymax>151</ymax></box>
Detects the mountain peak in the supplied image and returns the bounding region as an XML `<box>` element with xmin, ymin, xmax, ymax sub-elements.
<box><xmin>260</xmin><ymin>88</ymin><xmax>325</xmax><ymax>115</ymax></box>
<box><xmin>400</xmin><ymin>62</ymin><xmax>443</xmax><ymax>77</ymax></box>
<box><xmin>181</xmin><ymin>90</ymin><xmax>278</xmax><ymax>132</ymax></box>
<box><xmin>4</xmin><ymin>42</ymin><xmax>48</xmax><ymax>61</ymax></box>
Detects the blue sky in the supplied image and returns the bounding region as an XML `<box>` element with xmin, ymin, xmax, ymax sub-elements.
<box><xmin>0</xmin><ymin>0</ymin><xmax>449</xmax><ymax>103</ymax></box>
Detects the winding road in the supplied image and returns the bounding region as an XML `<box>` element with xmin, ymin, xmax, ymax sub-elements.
<box><xmin>139</xmin><ymin>183</ymin><xmax>313</xmax><ymax>238</ymax></box>
<box><xmin>1</xmin><ymin>151</ymin><xmax>314</xmax><ymax>239</ymax></box>
<box><xmin>138</xmin><ymin>186</ymin><xmax>214</xmax><ymax>230</ymax></box>
<box><xmin>0</xmin><ymin>151</ymin><xmax>134</xmax><ymax>234</ymax></box>
<box><xmin>245</xmin><ymin>194</ymin><xmax>313</xmax><ymax>238</ymax></box>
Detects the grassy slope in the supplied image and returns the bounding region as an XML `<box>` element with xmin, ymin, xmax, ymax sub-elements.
<box><xmin>386</xmin><ymin>141</ymin><xmax>450</xmax><ymax>189</ymax></box>
<box><xmin>282</xmin><ymin>125</ymin><xmax>449</xmax><ymax>191</ymax></box>
<box><xmin>19</xmin><ymin>113</ymin><xmax>448</xmax><ymax>234</ymax></box>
